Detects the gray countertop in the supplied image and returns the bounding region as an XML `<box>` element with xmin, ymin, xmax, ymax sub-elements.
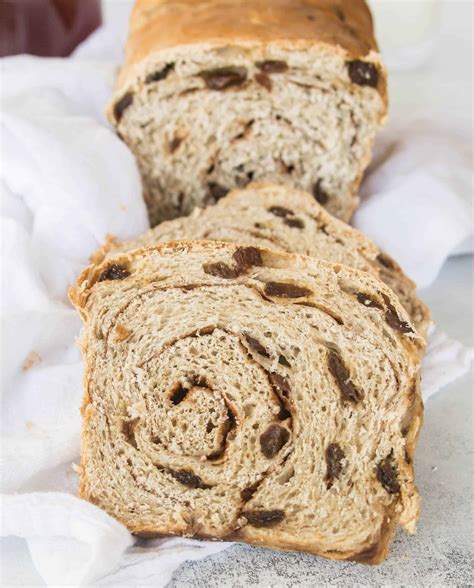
<box><xmin>168</xmin><ymin>255</ymin><xmax>474</xmax><ymax>587</ymax></box>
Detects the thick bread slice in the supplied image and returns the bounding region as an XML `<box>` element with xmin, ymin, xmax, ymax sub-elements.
<box><xmin>94</xmin><ymin>182</ymin><xmax>430</xmax><ymax>339</ymax></box>
<box><xmin>70</xmin><ymin>241</ymin><xmax>423</xmax><ymax>564</ymax></box>
<box><xmin>108</xmin><ymin>0</ymin><xmax>387</xmax><ymax>225</ymax></box>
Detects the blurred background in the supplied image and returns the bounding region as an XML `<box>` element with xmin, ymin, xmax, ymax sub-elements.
<box><xmin>0</xmin><ymin>0</ymin><xmax>443</xmax><ymax>66</ymax></box>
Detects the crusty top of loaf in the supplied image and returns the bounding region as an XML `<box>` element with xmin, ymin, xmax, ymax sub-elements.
<box><xmin>118</xmin><ymin>0</ymin><xmax>380</xmax><ymax>86</ymax></box>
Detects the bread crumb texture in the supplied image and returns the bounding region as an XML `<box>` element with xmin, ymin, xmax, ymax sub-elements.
<box><xmin>70</xmin><ymin>241</ymin><xmax>423</xmax><ymax>564</ymax></box>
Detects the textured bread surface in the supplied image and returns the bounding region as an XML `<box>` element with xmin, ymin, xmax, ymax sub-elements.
<box><xmin>70</xmin><ymin>241</ymin><xmax>423</xmax><ymax>564</ymax></box>
<box><xmin>109</xmin><ymin>0</ymin><xmax>387</xmax><ymax>225</ymax></box>
<box><xmin>95</xmin><ymin>183</ymin><xmax>430</xmax><ymax>338</ymax></box>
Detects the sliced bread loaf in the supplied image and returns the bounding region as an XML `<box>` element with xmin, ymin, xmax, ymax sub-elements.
<box><xmin>108</xmin><ymin>0</ymin><xmax>387</xmax><ymax>225</ymax></box>
<box><xmin>70</xmin><ymin>241</ymin><xmax>423</xmax><ymax>563</ymax></box>
<box><xmin>95</xmin><ymin>183</ymin><xmax>430</xmax><ymax>338</ymax></box>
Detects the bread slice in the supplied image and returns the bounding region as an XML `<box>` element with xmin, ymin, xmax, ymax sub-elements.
<box><xmin>94</xmin><ymin>182</ymin><xmax>430</xmax><ymax>339</ymax></box>
<box><xmin>108</xmin><ymin>0</ymin><xmax>387</xmax><ymax>225</ymax></box>
<box><xmin>70</xmin><ymin>241</ymin><xmax>423</xmax><ymax>564</ymax></box>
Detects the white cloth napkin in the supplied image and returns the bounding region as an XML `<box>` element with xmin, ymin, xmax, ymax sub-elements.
<box><xmin>354</xmin><ymin>116</ymin><xmax>473</xmax><ymax>287</ymax></box>
<box><xmin>1</xmin><ymin>21</ymin><xmax>473</xmax><ymax>587</ymax></box>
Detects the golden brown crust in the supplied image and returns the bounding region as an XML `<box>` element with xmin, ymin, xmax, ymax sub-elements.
<box><xmin>124</xmin><ymin>0</ymin><xmax>378</xmax><ymax>70</ymax></box>
<box><xmin>349</xmin><ymin>512</ymin><xmax>397</xmax><ymax>564</ymax></box>
<box><xmin>123</xmin><ymin>514</ymin><xmax>396</xmax><ymax>565</ymax></box>
<box><xmin>114</xmin><ymin>0</ymin><xmax>387</xmax><ymax>105</ymax></box>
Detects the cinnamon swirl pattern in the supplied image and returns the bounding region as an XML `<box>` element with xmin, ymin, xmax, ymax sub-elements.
<box><xmin>70</xmin><ymin>241</ymin><xmax>423</xmax><ymax>563</ymax></box>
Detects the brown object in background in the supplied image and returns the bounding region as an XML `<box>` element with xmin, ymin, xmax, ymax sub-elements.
<box><xmin>0</xmin><ymin>0</ymin><xmax>102</xmax><ymax>57</ymax></box>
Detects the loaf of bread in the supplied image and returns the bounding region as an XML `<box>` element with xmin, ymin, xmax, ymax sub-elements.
<box><xmin>70</xmin><ymin>241</ymin><xmax>423</xmax><ymax>563</ymax></box>
<box><xmin>108</xmin><ymin>0</ymin><xmax>387</xmax><ymax>225</ymax></box>
<box><xmin>94</xmin><ymin>183</ymin><xmax>430</xmax><ymax>339</ymax></box>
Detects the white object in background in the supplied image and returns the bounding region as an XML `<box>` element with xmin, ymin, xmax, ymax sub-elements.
<box><xmin>422</xmin><ymin>327</ymin><xmax>474</xmax><ymax>402</ymax></box>
<box><xmin>1</xmin><ymin>493</ymin><xmax>134</xmax><ymax>586</ymax></box>
<box><xmin>369</xmin><ymin>0</ymin><xmax>441</xmax><ymax>70</ymax></box>
<box><xmin>355</xmin><ymin>116</ymin><xmax>473</xmax><ymax>288</ymax></box>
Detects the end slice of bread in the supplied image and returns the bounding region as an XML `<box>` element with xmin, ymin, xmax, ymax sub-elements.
<box><xmin>70</xmin><ymin>240</ymin><xmax>423</xmax><ymax>564</ymax></box>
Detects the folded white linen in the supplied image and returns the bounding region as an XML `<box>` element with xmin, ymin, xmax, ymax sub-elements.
<box><xmin>354</xmin><ymin>117</ymin><xmax>473</xmax><ymax>287</ymax></box>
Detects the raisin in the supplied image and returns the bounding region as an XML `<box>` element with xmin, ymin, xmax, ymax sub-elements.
<box><xmin>264</xmin><ymin>281</ymin><xmax>312</xmax><ymax>298</ymax></box>
<box><xmin>233</xmin><ymin>247</ymin><xmax>262</xmax><ymax>271</ymax></box>
<box><xmin>347</xmin><ymin>60</ymin><xmax>379</xmax><ymax>88</ymax></box>
<box><xmin>207</xmin><ymin>449</ymin><xmax>224</xmax><ymax>461</ymax></box>
<box><xmin>284</xmin><ymin>217</ymin><xmax>305</xmax><ymax>229</ymax></box>
<box><xmin>260</xmin><ymin>425</ymin><xmax>290</xmax><ymax>458</ymax></box>
<box><xmin>312</xmin><ymin>179</ymin><xmax>329</xmax><ymax>204</ymax></box>
<box><xmin>277</xmin><ymin>404</ymin><xmax>291</xmax><ymax>421</ymax></box>
<box><xmin>200</xmin><ymin>67</ymin><xmax>247</xmax><ymax>90</ymax></box>
<box><xmin>113</xmin><ymin>92</ymin><xmax>133</xmax><ymax>123</ymax></box>
<box><xmin>207</xmin><ymin>408</ymin><xmax>236</xmax><ymax>461</ymax></box>
<box><xmin>243</xmin><ymin>509</ymin><xmax>285</xmax><ymax>527</ymax></box>
<box><xmin>256</xmin><ymin>60</ymin><xmax>288</xmax><ymax>74</ymax></box>
<box><xmin>202</xmin><ymin>262</ymin><xmax>239</xmax><ymax>279</ymax></box>
<box><xmin>241</xmin><ymin>485</ymin><xmax>259</xmax><ymax>501</ymax></box>
<box><xmin>169</xmin><ymin>136</ymin><xmax>182</xmax><ymax>153</ymax></box>
<box><xmin>244</xmin><ymin>334</ymin><xmax>270</xmax><ymax>358</ymax></box>
<box><xmin>325</xmin><ymin>443</ymin><xmax>345</xmax><ymax>488</ymax></box>
<box><xmin>381</xmin><ymin>294</ymin><xmax>414</xmax><ymax>334</ymax></box>
<box><xmin>255</xmin><ymin>73</ymin><xmax>272</xmax><ymax>91</ymax></box>
<box><xmin>226</xmin><ymin>408</ymin><xmax>237</xmax><ymax>432</ymax></box>
<box><xmin>145</xmin><ymin>63</ymin><xmax>175</xmax><ymax>84</ymax></box>
<box><xmin>98</xmin><ymin>264</ymin><xmax>130</xmax><ymax>282</ymax></box>
<box><xmin>268</xmin><ymin>373</ymin><xmax>291</xmax><ymax>398</ymax></box>
<box><xmin>376</xmin><ymin>253</ymin><xmax>396</xmax><ymax>270</ymax></box>
<box><xmin>327</xmin><ymin>350</ymin><xmax>363</xmax><ymax>403</ymax></box>
<box><xmin>169</xmin><ymin>469</ymin><xmax>211</xmax><ymax>490</ymax></box>
<box><xmin>268</xmin><ymin>206</ymin><xmax>293</xmax><ymax>218</ymax></box>
<box><xmin>208</xmin><ymin>182</ymin><xmax>229</xmax><ymax>201</ymax></box>
<box><xmin>278</xmin><ymin>354</ymin><xmax>291</xmax><ymax>367</ymax></box>
<box><xmin>376</xmin><ymin>453</ymin><xmax>400</xmax><ymax>494</ymax></box>
<box><xmin>356</xmin><ymin>293</ymin><xmax>383</xmax><ymax>310</ymax></box>
<box><xmin>170</xmin><ymin>384</ymin><xmax>188</xmax><ymax>405</ymax></box>
<box><xmin>206</xmin><ymin>420</ymin><xmax>216</xmax><ymax>433</ymax></box>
